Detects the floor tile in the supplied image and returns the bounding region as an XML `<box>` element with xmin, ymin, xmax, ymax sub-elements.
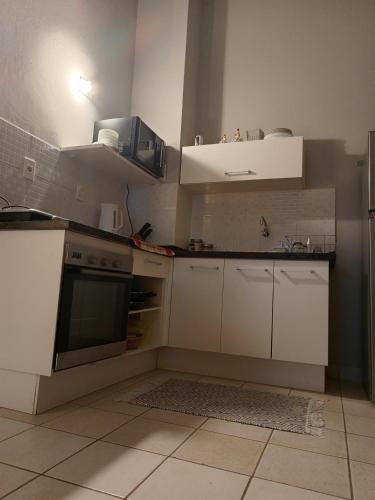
<box><xmin>103</xmin><ymin>417</ymin><xmax>193</xmax><ymax>455</ymax></box>
<box><xmin>0</xmin><ymin>417</ymin><xmax>33</xmax><ymax>442</ymax></box>
<box><xmin>290</xmin><ymin>390</ymin><xmax>342</xmax><ymax>413</ymax></box>
<box><xmin>114</xmin><ymin>381</ymin><xmax>156</xmax><ymax>400</ymax></box>
<box><xmin>47</xmin><ymin>441</ymin><xmax>164</xmax><ymax>498</ymax></box>
<box><xmin>201</xmin><ymin>418</ymin><xmax>271</xmax><ymax>442</ymax></box>
<box><xmin>0</xmin><ymin>463</ymin><xmax>36</xmax><ymax>498</ymax></box>
<box><xmin>73</xmin><ymin>387</ymin><xmax>117</xmax><ymax>406</ymax></box>
<box><xmin>4</xmin><ymin>476</ymin><xmax>115</xmax><ymax>499</ymax></box>
<box><xmin>89</xmin><ymin>392</ymin><xmax>150</xmax><ymax>416</ymax></box>
<box><xmin>347</xmin><ymin>434</ymin><xmax>375</xmax><ymax>465</ymax></box>
<box><xmin>255</xmin><ymin>444</ymin><xmax>351</xmax><ymax>498</ymax></box>
<box><xmin>173</xmin><ymin>429</ymin><xmax>264</xmax><ymax>475</ymax></box>
<box><xmin>270</xmin><ymin>428</ymin><xmax>347</xmax><ymax>458</ymax></box>
<box><xmin>0</xmin><ymin>403</ymin><xmax>79</xmax><ymax>425</ymax></box>
<box><xmin>350</xmin><ymin>460</ymin><xmax>375</xmax><ymax>500</ymax></box>
<box><xmin>43</xmin><ymin>406</ymin><xmax>132</xmax><ymax>438</ymax></box>
<box><xmin>343</xmin><ymin>398</ymin><xmax>375</xmax><ymax>419</ymax></box>
<box><xmin>128</xmin><ymin>457</ymin><xmax>249</xmax><ymax>500</ymax></box>
<box><xmin>109</xmin><ymin>372</ymin><xmax>154</xmax><ymax>392</ymax></box>
<box><xmin>242</xmin><ymin>382</ymin><xmax>290</xmax><ymax>395</ymax></box>
<box><xmin>244</xmin><ymin>477</ymin><xmax>345</xmax><ymax>499</ymax></box>
<box><xmin>148</xmin><ymin>371</ymin><xmax>200</xmax><ymax>386</ymax></box>
<box><xmin>143</xmin><ymin>408</ymin><xmax>207</xmax><ymax>428</ymax></box>
<box><xmin>324</xmin><ymin>411</ymin><xmax>345</xmax><ymax>431</ymax></box>
<box><xmin>0</xmin><ymin>427</ymin><xmax>92</xmax><ymax>473</ymax></box>
<box><xmin>198</xmin><ymin>376</ymin><xmax>243</xmax><ymax>387</ymax></box>
<box><xmin>345</xmin><ymin>414</ymin><xmax>375</xmax><ymax>438</ymax></box>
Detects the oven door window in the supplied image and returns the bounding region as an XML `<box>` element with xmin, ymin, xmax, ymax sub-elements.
<box><xmin>56</xmin><ymin>268</ymin><xmax>131</xmax><ymax>352</ymax></box>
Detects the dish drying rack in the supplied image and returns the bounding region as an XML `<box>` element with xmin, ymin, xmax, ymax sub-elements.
<box><xmin>281</xmin><ymin>235</ymin><xmax>336</xmax><ymax>253</ymax></box>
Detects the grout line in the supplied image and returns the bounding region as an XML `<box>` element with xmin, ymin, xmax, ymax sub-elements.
<box><xmin>124</xmin><ymin>415</ymin><xmax>210</xmax><ymax>498</ymax></box>
<box><xmin>240</xmin><ymin>428</ymin><xmax>274</xmax><ymax>499</ymax></box>
<box><xmin>340</xmin><ymin>377</ymin><xmax>354</xmax><ymax>500</ymax></box>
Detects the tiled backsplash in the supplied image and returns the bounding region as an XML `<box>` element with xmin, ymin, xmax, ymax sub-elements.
<box><xmin>0</xmin><ymin>117</ymin><xmax>128</xmax><ymax>232</ymax></box>
<box><xmin>190</xmin><ymin>188</ymin><xmax>335</xmax><ymax>251</ymax></box>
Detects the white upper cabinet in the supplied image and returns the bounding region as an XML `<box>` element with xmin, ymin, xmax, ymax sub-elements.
<box><xmin>168</xmin><ymin>258</ymin><xmax>224</xmax><ymax>352</ymax></box>
<box><xmin>180</xmin><ymin>137</ymin><xmax>304</xmax><ymax>191</ymax></box>
<box><xmin>221</xmin><ymin>260</ymin><xmax>273</xmax><ymax>359</ymax></box>
<box><xmin>272</xmin><ymin>261</ymin><xmax>329</xmax><ymax>366</ymax></box>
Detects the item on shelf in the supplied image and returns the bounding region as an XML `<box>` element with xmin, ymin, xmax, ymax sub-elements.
<box><xmin>130</xmin><ymin>291</ymin><xmax>157</xmax><ymax>302</ymax></box>
<box><xmin>246</xmin><ymin>128</ymin><xmax>264</xmax><ymax>141</ymax></box>
<box><xmin>233</xmin><ymin>128</ymin><xmax>242</xmax><ymax>142</ymax></box>
<box><xmin>189</xmin><ymin>238</ymin><xmax>204</xmax><ymax>251</ymax></box>
<box><xmin>264</xmin><ymin>128</ymin><xmax>293</xmax><ymax>139</ymax></box>
<box><xmin>220</xmin><ymin>134</ymin><xmax>228</xmax><ymax>143</ymax></box>
<box><xmin>99</xmin><ymin>203</ymin><xmax>123</xmax><ymax>233</ymax></box>
<box><xmin>129</xmin><ymin>301</ymin><xmax>145</xmax><ymax>311</ymax></box>
<box><xmin>97</xmin><ymin>129</ymin><xmax>119</xmax><ymax>150</ymax></box>
<box><xmin>195</xmin><ymin>135</ymin><xmax>203</xmax><ymax>146</ymax></box>
<box><xmin>202</xmin><ymin>243</ymin><xmax>214</xmax><ymax>251</ymax></box>
<box><xmin>126</xmin><ymin>333</ymin><xmax>143</xmax><ymax>350</ymax></box>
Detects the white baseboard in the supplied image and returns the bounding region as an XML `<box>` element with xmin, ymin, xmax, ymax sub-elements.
<box><xmin>158</xmin><ymin>347</ymin><xmax>325</xmax><ymax>392</ymax></box>
<box><xmin>36</xmin><ymin>350</ymin><xmax>158</xmax><ymax>413</ymax></box>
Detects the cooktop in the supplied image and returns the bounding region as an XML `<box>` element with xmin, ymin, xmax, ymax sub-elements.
<box><xmin>0</xmin><ymin>208</ymin><xmax>61</xmax><ymax>222</ymax></box>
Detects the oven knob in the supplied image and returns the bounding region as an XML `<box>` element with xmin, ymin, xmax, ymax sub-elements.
<box><xmin>100</xmin><ymin>258</ymin><xmax>109</xmax><ymax>267</ymax></box>
<box><xmin>112</xmin><ymin>260</ymin><xmax>120</xmax><ymax>269</ymax></box>
<box><xmin>87</xmin><ymin>256</ymin><xmax>97</xmax><ymax>265</ymax></box>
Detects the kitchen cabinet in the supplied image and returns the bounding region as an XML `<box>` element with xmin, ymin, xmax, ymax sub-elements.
<box><xmin>180</xmin><ymin>137</ymin><xmax>304</xmax><ymax>190</ymax></box>
<box><xmin>169</xmin><ymin>258</ymin><xmax>224</xmax><ymax>352</ymax></box>
<box><xmin>132</xmin><ymin>249</ymin><xmax>170</xmax><ymax>278</ymax></box>
<box><xmin>221</xmin><ymin>260</ymin><xmax>273</xmax><ymax>358</ymax></box>
<box><xmin>272</xmin><ymin>261</ymin><xmax>329</xmax><ymax>365</ymax></box>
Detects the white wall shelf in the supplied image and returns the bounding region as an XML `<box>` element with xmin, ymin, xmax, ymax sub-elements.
<box><xmin>180</xmin><ymin>136</ymin><xmax>304</xmax><ymax>193</ymax></box>
<box><xmin>60</xmin><ymin>143</ymin><xmax>161</xmax><ymax>184</ymax></box>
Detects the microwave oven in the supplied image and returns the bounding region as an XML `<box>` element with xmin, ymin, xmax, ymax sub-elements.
<box><xmin>93</xmin><ymin>116</ymin><xmax>165</xmax><ymax>179</ymax></box>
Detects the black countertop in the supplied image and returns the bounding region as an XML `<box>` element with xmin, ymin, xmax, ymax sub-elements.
<box><xmin>168</xmin><ymin>247</ymin><xmax>336</xmax><ymax>263</ymax></box>
<box><xmin>0</xmin><ymin>220</ymin><xmax>335</xmax><ymax>263</ymax></box>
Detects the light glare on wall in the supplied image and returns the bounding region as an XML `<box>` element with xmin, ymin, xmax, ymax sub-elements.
<box><xmin>69</xmin><ymin>72</ymin><xmax>92</xmax><ymax>100</ymax></box>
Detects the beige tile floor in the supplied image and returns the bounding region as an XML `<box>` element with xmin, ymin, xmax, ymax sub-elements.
<box><xmin>0</xmin><ymin>370</ymin><xmax>374</xmax><ymax>499</ymax></box>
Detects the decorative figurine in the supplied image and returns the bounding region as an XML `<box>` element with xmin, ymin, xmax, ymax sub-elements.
<box><xmin>233</xmin><ymin>128</ymin><xmax>241</xmax><ymax>142</ymax></box>
<box><xmin>220</xmin><ymin>133</ymin><xmax>228</xmax><ymax>143</ymax></box>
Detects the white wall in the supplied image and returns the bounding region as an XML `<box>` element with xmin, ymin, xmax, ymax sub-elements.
<box><xmin>196</xmin><ymin>0</ymin><xmax>375</xmax><ymax>379</ymax></box>
<box><xmin>129</xmin><ymin>0</ymin><xmax>190</xmax><ymax>244</ymax></box>
<box><xmin>0</xmin><ymin>0</ymin><xmax>137</xmax><ymax>147</ymax></box>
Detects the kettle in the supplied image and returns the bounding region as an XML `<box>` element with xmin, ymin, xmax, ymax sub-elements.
<box><xmin>99</xmin><ymin>203</ymin><xmax>124</xmax><ymax>233</ymax></box>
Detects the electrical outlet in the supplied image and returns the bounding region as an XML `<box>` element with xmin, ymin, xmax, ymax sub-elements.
<box><xmin>75</xmin><ymin>184</ymin><xmax>85</xmax><ymax>202</ymax></box>
<box><xmin>23</xmin><ymin>157</ymin><xmax>36</xmax><ymax>181</ymax></box>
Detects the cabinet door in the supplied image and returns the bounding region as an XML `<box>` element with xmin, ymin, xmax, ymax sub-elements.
<box><xmin>181</xmin><ymin>137</ymin><xmax>303</xmax><ymax>185</ymax></box>
<box><xmin>221</xmin><ymin>260</ymin><xmax>273</xmax><ymax>358</ymax></box>
<box><xmin>272</xmin><ymin>261</ymin><xmax>329</xmax><ymax>365</ymax></box>
<box><xmin>169</xmin><ymin>259</ymin><xmax>224</xmax><ymax>352</ymax></box>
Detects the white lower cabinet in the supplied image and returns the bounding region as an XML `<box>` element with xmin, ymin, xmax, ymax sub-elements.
<box><xmin>168</xmin><ymin>258</ymin><xmax>224</xmax><ymax>352</ymax></box>
<box><xmin>221</xmin><ymin>260</ymin><xmax>273</xmax><ymax>358</ymax></box>
<box><xmin>272</xmin><ymin>261</ymin><xmax>329</xmax><ymax>365</ymax></box>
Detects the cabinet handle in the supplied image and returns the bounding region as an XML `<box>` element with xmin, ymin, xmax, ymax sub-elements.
<box><xmin>190</xmin><ymin>265</ymin><xmax>220</xmax><ymax>271</ymax></box>
<box><xmin>236</xmin><ymin>268</ymin><xmax>270</xmax><ymax>273</ymax></box>
<box><xmin>224</xmin><ymin>170</ymin><xmax>255</xmax><ymax>177</ymax></box>
<box><xmin>280</xmin><ymin>269</ymin><xmax>315</xmax><ymax>274</ymax></box>
<box><xmin>144</xmin><ymin>259</ymin><xmax>162</xmax><ymax>266</ymax></box>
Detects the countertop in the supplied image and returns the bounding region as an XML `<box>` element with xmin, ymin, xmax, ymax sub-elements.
<box><xmin>0</xmin><ymin>220</ymin><xmax>335</xmax><ymax>263</ymax></box>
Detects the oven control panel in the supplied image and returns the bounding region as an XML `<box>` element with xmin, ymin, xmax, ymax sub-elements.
<box><xmin>65</xmin><ymin>243</ymin><xmax>133</xmax><ymax>273</ymax></box>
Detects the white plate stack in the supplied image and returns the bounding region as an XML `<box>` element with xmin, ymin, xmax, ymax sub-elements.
<box><xmin>97</xmin><ymin>129</ymin><xmax>119</xmax><ymax>150</ymax></box>
<box><xmin>264</xmin><ymin>128</ymin><xmax>293</xmax><ymax>139</ymax></box>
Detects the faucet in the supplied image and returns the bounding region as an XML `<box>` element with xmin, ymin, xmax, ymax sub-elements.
<box><xmin>260</xmin><ymin>216</ymin><xmax>270</xmax><ymax>238</ymax></box>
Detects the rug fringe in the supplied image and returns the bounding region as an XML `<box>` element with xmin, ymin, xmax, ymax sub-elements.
<box><xmin>305</xmin><ymin>399</ymin><xmax>325</xmax><ymax>436</ymax></box>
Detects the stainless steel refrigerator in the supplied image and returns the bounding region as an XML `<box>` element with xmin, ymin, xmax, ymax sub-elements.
<box><xmin>363</xmin><ymin>130</ymin><xmax>375</xmax><ymax>402</ymax></box>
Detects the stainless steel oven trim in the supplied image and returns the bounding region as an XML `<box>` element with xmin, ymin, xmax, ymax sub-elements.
<box><xmin>79</xmin><ymin>268</ymin><xmax>133</xmax><ymax>279</ymax></box>
<box><xmin>55</xmin><ymin>341</ymin><xmax>127</xmax><ymax>371</ymax></box>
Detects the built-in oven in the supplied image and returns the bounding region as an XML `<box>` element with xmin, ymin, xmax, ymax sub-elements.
<box><xmin>54</xmin><ymin>242</ymin><xmax>133</xmax><ymax>371</ymax></box>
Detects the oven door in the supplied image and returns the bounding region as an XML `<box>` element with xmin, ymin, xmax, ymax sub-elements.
<box><xmin>55</xmin><ymin>266</ymin><xmax>132</xmax><ymax>371</ymax></box>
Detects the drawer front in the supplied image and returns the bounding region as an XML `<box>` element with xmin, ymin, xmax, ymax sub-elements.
<box><xmin>132</xmin><ymin>250</ymin><xmax>169</xmax><ymax>278</ymax></box>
